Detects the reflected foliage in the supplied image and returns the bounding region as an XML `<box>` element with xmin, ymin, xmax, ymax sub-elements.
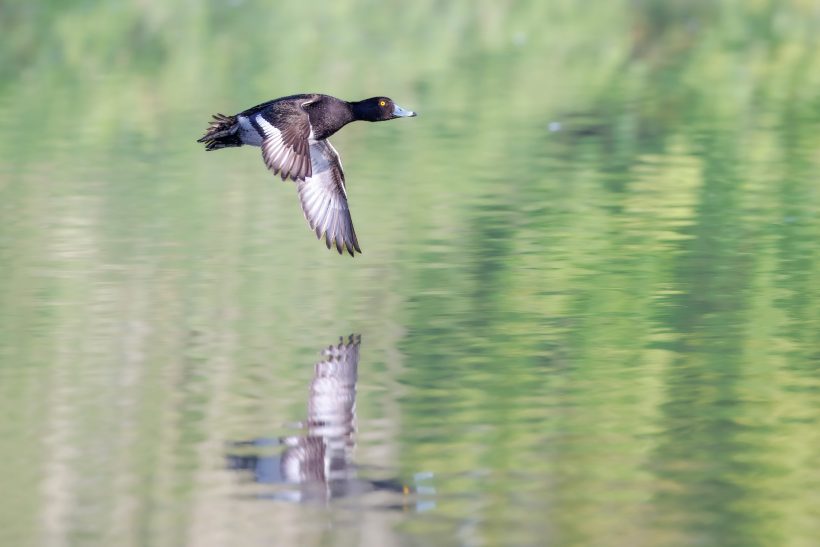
<box><xmin>1</xmin><ymin>1</ymin><xmax>819</xmax><ymax>546</ymax></box>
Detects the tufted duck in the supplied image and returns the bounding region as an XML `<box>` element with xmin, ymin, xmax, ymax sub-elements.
<box><xmin>197</xmin><ymin>94</ymin><xmax>417</xmax><ymax>256</ymax></box>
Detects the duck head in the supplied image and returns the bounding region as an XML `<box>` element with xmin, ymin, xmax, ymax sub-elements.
<box><xmin>352</xmin><ymin>97</ymin><xmax>417</xmax><ymax>121</ymax></box>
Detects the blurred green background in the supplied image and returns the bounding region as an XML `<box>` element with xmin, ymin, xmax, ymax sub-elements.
<box><xmin>1</xmin><ymin>1</ymin><xmax>819</xmax><ymax>546</ymax></box>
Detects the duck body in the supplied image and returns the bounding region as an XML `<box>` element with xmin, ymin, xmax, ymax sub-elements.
<box><xmin>197</xmin><ymin>94</ymin><xmax>416</xmax><ymax>256</ymax></box>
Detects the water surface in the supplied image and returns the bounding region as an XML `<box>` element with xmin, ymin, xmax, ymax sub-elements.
<box><xmin>1</xmin><ymin>2</ymin><xmax>819</xmax><ymax>546</ymax></box>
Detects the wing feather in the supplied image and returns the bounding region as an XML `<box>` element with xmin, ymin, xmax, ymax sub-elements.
<box><xmin>256</xmin><ymin>104</ymin><xmax>312</xmax><ymax>181</ymax></box>
<box><xmin>295</xmin><ymin>140</ymin><xmax>361</xmax><ymax>256</ymax></box>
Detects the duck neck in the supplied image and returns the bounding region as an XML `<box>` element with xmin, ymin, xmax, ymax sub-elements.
<box><xmin>349</xmin><ymin>100</ymin><xmax>376</xmax><ymax>122</ymax></box>
<box><xmin>312</xmin><ymin>102</ymin><xmax>356</xmax><ymax>140</ymax></box>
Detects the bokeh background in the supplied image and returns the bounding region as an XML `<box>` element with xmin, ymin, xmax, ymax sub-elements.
<box><xmin>1</xmin><ymin>1</ymin><xmax>819</xmax><ymax>546</ymax></box>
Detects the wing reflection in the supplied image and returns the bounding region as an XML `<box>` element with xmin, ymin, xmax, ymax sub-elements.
<box><xmin>283</xmin><ymin>334</ymin><xmax>359</xmax><ymax>486</ymax></box>
<box><xmin>226</xmin><ymin>335</ymin><xmax>434</xmax><ymax>508</ymax></box>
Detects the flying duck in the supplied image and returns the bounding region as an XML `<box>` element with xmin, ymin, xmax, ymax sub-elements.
<box><xmin>197</xmin><ymin>94</ymin><xmax>417</xmax><ymax>256</ymax></box>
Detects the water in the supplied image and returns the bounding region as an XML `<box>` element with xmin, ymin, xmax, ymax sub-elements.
<box><xmin>1</xmin><ymin>2</ymin><xmax>819</xmax><ymax>546</ymax></box>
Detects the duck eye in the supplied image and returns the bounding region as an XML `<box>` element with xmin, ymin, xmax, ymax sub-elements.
<box><xmin>379</xmin><ymin>100</ymin><xmax>386</xmax><ymax>107</ymax></box>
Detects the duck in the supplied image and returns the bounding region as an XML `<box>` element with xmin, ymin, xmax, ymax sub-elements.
<box><xmin>197</xmin><ymin>94</ymin><xmax>417</xmax><ymax>256</ymax></box>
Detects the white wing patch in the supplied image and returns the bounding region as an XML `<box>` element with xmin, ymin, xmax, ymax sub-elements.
<box><xmin>296</xmin><ymin>140</ymin><xmax>360</xmax><ymax>256</ymax></box>
<box><xmin>258</xmin><ymin>114</ymin><xmax>288</xmax><ymax>172</ymax></box>
<box><xmin>324</xmin><ymin>140</ymin><xmax>345</xmax><ymax>196</ymax></box>
<box><xmin>257</xmin><ymin>114</ymin><xmax>310</xmax><ymax>181</ymax></box>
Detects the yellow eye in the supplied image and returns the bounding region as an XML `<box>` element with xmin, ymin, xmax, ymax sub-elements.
<box><xmin>379</xmin><ymin>100</ymin><xmax>386</xmax><ymax>107</ymax></box>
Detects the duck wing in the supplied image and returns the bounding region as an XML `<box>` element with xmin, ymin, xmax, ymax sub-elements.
<box><xmin>296</xmin><ymin>139</ymin><xmax>361</xmax><ymax>256</ymax></box>
<box><xmin>255</xmin><ymin>98</ymin><xmax>317</xmax><ymax>182</ymax></box>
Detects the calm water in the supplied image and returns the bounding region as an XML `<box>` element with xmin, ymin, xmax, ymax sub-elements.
<box><xmin>1</xmin><ymin>2</ymin><xmax>819</xmax><ymax>546</ymax></box>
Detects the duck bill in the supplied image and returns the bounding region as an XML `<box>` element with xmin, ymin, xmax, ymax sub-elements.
<box><xmin>392</xmin><ymin>103</ymin><xmax>417</xmax><ymax>118</ymax></box>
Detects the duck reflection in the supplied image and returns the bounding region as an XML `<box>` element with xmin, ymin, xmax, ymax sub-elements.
<box><xmin>283</xmin><ymin>333</ymin><xmax>360</xmax><ymax>487</ymax></box>
<box><xmin>226</xmin><ymin>335</ymin><xmax>432</xmax><ymax>507</ymax></box>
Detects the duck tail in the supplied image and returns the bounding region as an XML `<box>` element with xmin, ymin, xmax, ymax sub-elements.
<box><xmin>197</xmin><ymin>113</ymin><xmax>241</xmax><ymax>150</ymax></box>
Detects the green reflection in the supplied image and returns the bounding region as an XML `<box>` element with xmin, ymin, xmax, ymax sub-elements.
<box><xmin>1</xmin><ymin>1</ymin><xmax>819</xmax><ymax>547</ymax></box>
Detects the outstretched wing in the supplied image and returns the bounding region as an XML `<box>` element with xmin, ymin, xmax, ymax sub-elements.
<box><xmin>296</xmin><ymin>140</ymin><xmax>361</xmax><ymax>256</ymax></box>
<box><xmin>256</xmin><ymin>100</ymin><xmax>315</xmax><ymax>182</ymax></box>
